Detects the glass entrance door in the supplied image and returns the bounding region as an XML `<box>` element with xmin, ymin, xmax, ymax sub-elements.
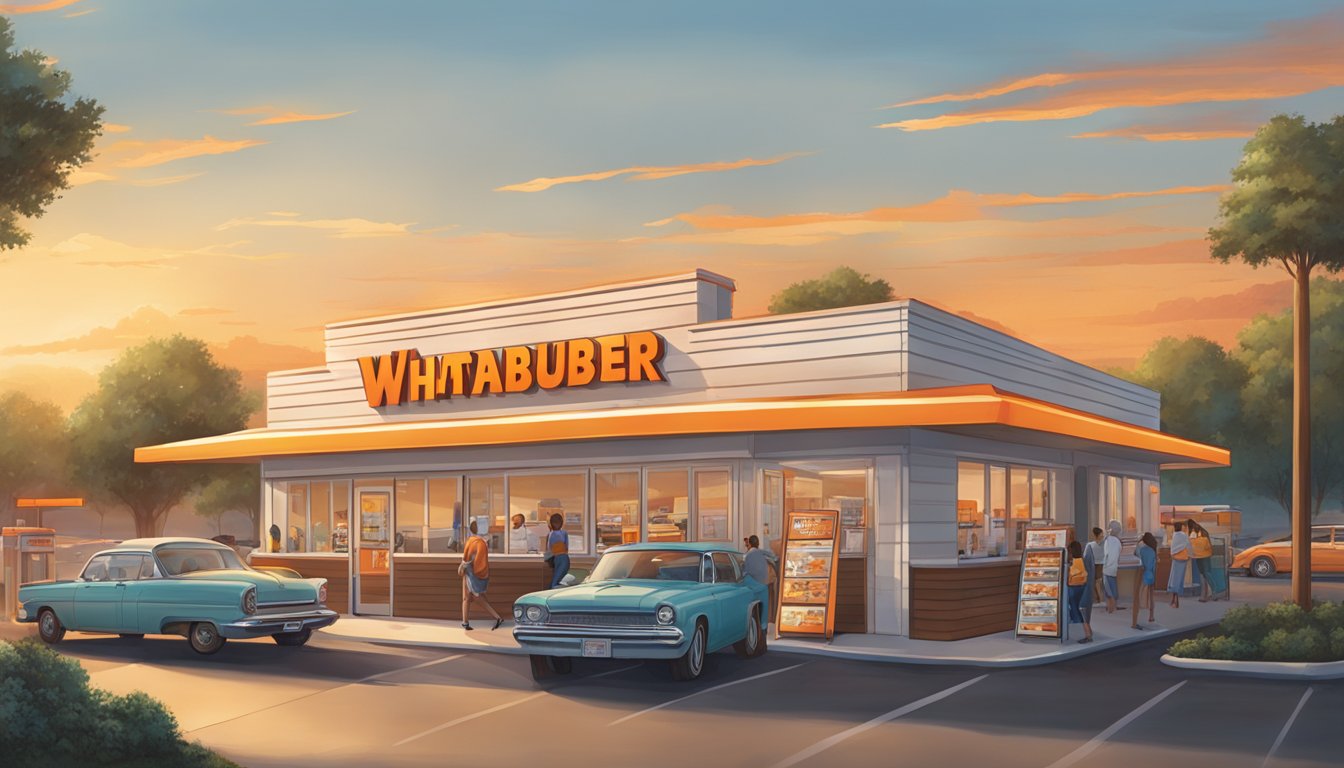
<box><xmin>355</xmin><ymin>487</ymin><xmax>392</xmax><ymax>615</ymax></box>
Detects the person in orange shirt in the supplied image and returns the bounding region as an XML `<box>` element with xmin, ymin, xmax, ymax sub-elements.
<box><xmin>458</xmin><ymin>520</ymin><xmax>503</xmax><ymax>631</ymax></box>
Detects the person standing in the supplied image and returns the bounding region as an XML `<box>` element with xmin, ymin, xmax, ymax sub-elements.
<box><xmin>509</xmin><ymin>513</ymin><xmax>539</xmax><ymax>554</ymax></box>
<box><xmin>1168</xmin><ymin>521</ymin><xmax>1190</xmax><ymax>608</ymax></box>
<box><xmin>1067</xmin><ymin>539</ymin><xmax>1094</xmax><ymax>644</ymax></box>
<box><xmin>1188</xmin><ymin>520</ymin><xmax>1217</xmax><ymax>602</ymax></box>
<box><xmin>1133</xmin><ymin>532</ymin><xmax>1158</xmax><ymax>629</ymax></box>
<box><xmin>546</xmin><ymin>513</ymin><xmax>570</xmax><ymax>589</ymax></box>
<box><xmin>458</xmin><ymin>520</ymin><xmax>503</xmax><ymax>631</ymax></box>
<box><xmin>1086</xmin><ymin>527</ymin><xmax>1105</xmax><ymax>604</ymax></box>
<box><xmin>743</xmin><ymin>534</ymin><xmax>778</xmax><ymax>617</ymax></box>
<box><xmin>1102</xmin><ymin>520</ymin><xmax>1123</xmax><ymax>613</ymax></box>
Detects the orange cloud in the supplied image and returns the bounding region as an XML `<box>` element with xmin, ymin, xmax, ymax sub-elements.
<box><xmin>64</xmin><ymin>6</ymin><xmax>95</xmax><ymax>17</ymax></box>
<box><xmin>0</xmin><ymin>0</ymin><xmax>82</xmax><ymax>14</ymax></box>
<box><xmin>178</xmin><ymin>307</ymin><xmax>233</xmax><ymax>317</ymax></box>
<box><xmin>101</xmin><ymin>123</ymin><xmax>132</xmax><ymax>133</ymax></box>
<box><xmin>496</xmin><ymin>152</ymin><xmax>809</xmax><ymax>192</ymax></box>
<box><xmin>104</xmin><ymin>135</ymin><xmax>267</xmax><ymax>169</ymax></box>
<box><xmin>214</xmin><ymin>106</ymin><xmax>356</xmax><ymax>126</ymax></box>
<box><xmin>941</xmin><ymin>238</ymin><xmax>1213</xmax><ymax>268</ymax></box>
<box><xmin>1098</xmin><ymin>281</ymin><xmax>1292</xmax><ymax>325</ymax></box>
<box><xmin>880</xmin><ymin>11</ymin><xmax>1344</xmax><ymax>131</ymax></box>
<box><xmin>215</xmin><ymin>212</ymin><xmax>419</xmax><ymax>239</ymax></box>
<box><xmin>1073</xmin><ymin>127</ymin><xmax>1255</xmax><ymax>142</ymax></box>
<box><xmin>648</xmin><ymin>185</ymin><xmax>1226</xmax><ymax>232</ymax></box>
<box><xmin>2</xmin><ymin>307</ymin><xmax>175</xmax><ymax>355</ymax></box>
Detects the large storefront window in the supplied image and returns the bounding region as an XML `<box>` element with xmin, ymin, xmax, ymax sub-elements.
<box><xmin>468</xmin><ymin>476</ymin><xmax>506</xmax><ymax>552</ymax></box>
<box><xmin>595</xmin><ymin>470</ymin><xmax>639</xmax><ymax>552</ymax></box>
<box><xmin>427</xmin><ymin>477</ymin><xmax>458</xmax><ymax>553</ymax></box>
<box><xmin>959</xmin><ymin>461</ymin><xmax>1057</xmax><ymax>558</ymax></box>
<box><xmin>695</xmin><ymin>470</ymin><xmax>731</xmax><ymax>542</ymax></box>
<box><xmin>777</xmin><ymin>461</ymin><xmax>870</xmax><ymax>556</ymax></box>
<box><xmin>395</xmin><ymin>478</ymin><xmax>426</xmax><ymax>553</ymax></box>
<box><xmin>1101</xmin><ymin>473</ymin><xmax>1154</xmax><ymax>534</ymax></box>
<box><xmin>646</xmin><ymin>469</ymin><xmax>689</xmax><ymax>542</ymax></box>
<box><xmin>508</xmin><ymin>473</ymin><xmax>587</xmax><ymax>555</ymax></box>
<box><xmin>286</xmin><ymin>482</ymin><xmax>307</xmax><ymax>552</ymax></box>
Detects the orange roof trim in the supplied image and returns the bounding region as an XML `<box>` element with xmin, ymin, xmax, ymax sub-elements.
<box><xmin>134</xmin><ymin>385</ymin><xmax>1229</xmax><ymax>468</ymax></box>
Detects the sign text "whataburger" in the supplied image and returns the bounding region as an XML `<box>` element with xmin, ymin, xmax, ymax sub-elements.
<box><xmin>358</xmin><ymin>331</ymin><xmax>667</xmax><ymax>407</ymax></box>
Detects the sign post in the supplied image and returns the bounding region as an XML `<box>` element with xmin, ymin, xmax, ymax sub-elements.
<box><xmin>1015</xmin><ymin>527</ymin><xmax>1070</xmax><ymax>643</ymax></box>
<box><xmin>775</xmin><ymin>509</ymin><xmax>842</xmax><ymax>640</ymax></box>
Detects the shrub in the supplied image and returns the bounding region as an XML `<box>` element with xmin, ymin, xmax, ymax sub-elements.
<box><xmin>1207</xmin><ymin>635</ymin><xmax>1259</xmax><ymax>661</ymax></box>
<box><xmin>1261</xmin><ymin>601</ymin><xmax>1308</xmax><ymax>633</ymax></box>
<box><xmin>1331</xmin><ymin>627</ymin><xmax>1344</xmax><ymax>659</ymax></box>
<box><xmin>1168</xmin><ymin>636</ymin><xmax>1212</xmax><ymax>658</ymax></box>
<box><xmin>1262</xmin><ymin>627</ymin><xmax>1330</xmax><ymax>663</ymax></box>
<box><xmin>1219</xmin><ymin>604</ymin><xmax>1270</xmax><ymax>642</ymax></box>
<box><xmin>1311</xmin><ymin>601</ymin><xmax>1344</xmax><ymax>634</ymax></box>
<box><xmin>0</xmin><ymin>639</ymin><xmax>238</xmax><ymax>768</ymax></box>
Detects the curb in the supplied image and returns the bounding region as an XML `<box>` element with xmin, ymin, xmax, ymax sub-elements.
<box><xmin>326</xmin><ymin>631</ymin><xmax>530</xmax><ymax>656</ymax></box>
<box><xmin>1160</xmin><ymin>654</ymin><xmax>1344</xmax><ymax>680</ymax></box>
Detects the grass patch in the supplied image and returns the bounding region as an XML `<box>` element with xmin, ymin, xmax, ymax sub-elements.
<box><xmin>0</xmin><ymin>638</ymin><xmax>243</xmax><ymax>768</ymax></box>
<box><xmin>1168</xmin><ymin>600</ymin><xmax>1344</xmax><ymax>663</ymax></box>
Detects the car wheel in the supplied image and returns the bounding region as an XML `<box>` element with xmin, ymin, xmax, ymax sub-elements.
<box><xmin>38</xmin><ymin>609</ymin><xmax>65</xmax><ymax>644</ymax></box>
<box><xmin>118</xmin><ymin>634</ymin><xmax>144</xmax><ymax>640</ymax></box>
<box><xmin>1251</xmin><ymin>557</ymin><xmax>1277</xmax><ymax>579</ymax></box>
<box><xmin>272</xmin><ymin>628</ymin><xmax>312</xmax><ymax>647</ymax></box>
<box><xmin>188</xmin><ymin>622</ymin><xmax>226</xmax><ymax>655</ymax></box>
<box><xmin>734</xmin><ymin>607</ymin><xmax>762</xmax><ymax>659</ymax></box>
<box><xmin>671</xmin><ymin>620</ymin><xmax>707</xmax><ymax>681</ymax></box>
<box><xmin>529</xmin><ymin>654</ymin><xmax>571</xmax><ymax>681</ymax></box>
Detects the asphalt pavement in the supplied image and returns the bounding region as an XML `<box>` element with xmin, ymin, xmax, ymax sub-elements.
<box><xmin>21</xmin><ymin>622</ymin><xmax>1341</xmax><ymax>768</ymax></box>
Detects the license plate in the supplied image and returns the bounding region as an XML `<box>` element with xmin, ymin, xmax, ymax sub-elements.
<box><xmin>582</xmin><ymin>638</ymin><xmax>612</xmax><ymax>658</ymax></box>
<box><xmin>283</xmin><ymin>622</ymin><xmax>302</xmax><ymax>632</ymax></box>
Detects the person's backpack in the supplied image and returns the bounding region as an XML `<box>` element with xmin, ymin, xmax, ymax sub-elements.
<box><xmin>1068</xmin><ymin>557</ymin><xmax>1087</xmax><ymax>586</ymax></box>
<box><xmin>1190</xmin><ymin>535</ymin><xmax>1213</xmax><ymax>559</ymax></box>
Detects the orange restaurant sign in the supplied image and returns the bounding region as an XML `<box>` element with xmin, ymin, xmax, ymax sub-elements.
<box><xmin>358</xmin><ymin>331</ymin><xmax>668</xmax><ymax>407</ymax></box>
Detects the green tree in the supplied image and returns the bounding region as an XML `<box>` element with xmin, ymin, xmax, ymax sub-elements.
<box><xmin>1125</xmin><ymin>337</ymin><xmax>1247</xmax><ymax>501</ymax></box>
<box><xmin>1209</xmin><ymin>114</ymin><xmax>1344</xmax><ymax>608</ymax></box>
<box><xmin>1233</xmin><ymin>278</ymin><xmax>1344</xmax><ymax>518</ymax></box>
<box><xmin>0</xmin><ymin>391</ymin><xmax>69</xmax><ymax>526</ymax></box>
<box><xmin>0</xmin><ymin>17</ymin><xmax>103</xmax><ymax>249</ymax></box>
<box><xmin>194</xmin><ymin>466</ymin><xmax>259</xmax><ymax>537</ymax></box>
<box><xmin>68</xmin><ymin>337</ymin><xmax>256</xmax><ymax>538</ymax></box>
<box><xmin>768</xmin><ymin>266</ymin><xmax>893</xmax><ymax>314</ymax></box>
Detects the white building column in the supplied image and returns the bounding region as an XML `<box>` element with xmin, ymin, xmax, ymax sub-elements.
<box><xmin>873</xmin><ymin>454</ymin><xmax>904</xmax><ymax>635</ymax></box>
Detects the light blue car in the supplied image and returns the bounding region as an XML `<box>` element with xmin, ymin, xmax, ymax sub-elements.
<box><xmin>513</xmin><ymin>542</ymin><xmax>769</xmax><ymax>681</ymax></box>
<box><xmin>17</xmin><ymin>537</ymin><xmax>337</xmax><ymax>655</ymax></box>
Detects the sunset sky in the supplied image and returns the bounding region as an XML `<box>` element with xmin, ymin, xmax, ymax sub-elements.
<box><xmin>2</xmin><ymin>1</ymin><xmax>1342</xmax><ymax>412</ymax></box>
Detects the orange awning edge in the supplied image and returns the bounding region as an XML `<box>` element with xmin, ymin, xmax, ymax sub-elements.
<box><xmin>133</xmin><ymin>384</ymin><xmax>1230</xmax><ymax>467</ymax></box>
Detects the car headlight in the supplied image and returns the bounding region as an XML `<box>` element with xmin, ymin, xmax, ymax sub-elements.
<box><xmin>656</xmin><ymin>605</ymin><xmax>675</xmax><ymax>625</ymax></box>
<box><xmin>242</xmin><ymin>588</ymin><xmax>257</xmax><ymax>615</ymax></box>
<box><xmin>318</xmin><ymin>584</ymin><xmax>328</xmax><ymax>605</ymax></box>
<box><xmin>513</xmin><ymin>605</ymin><xmax>524</xmax><ymax>620</ymax></box>
<box><xmin>524</xmin><ymin>605</ymin><xmax>547</xmax><ymax>624</ymax></box>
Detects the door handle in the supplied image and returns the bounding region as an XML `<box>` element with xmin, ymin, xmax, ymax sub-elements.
<box><xmin>115</xmin><ymin>582</ymin><xmax>126</xmax><ymax>587</ymax></box>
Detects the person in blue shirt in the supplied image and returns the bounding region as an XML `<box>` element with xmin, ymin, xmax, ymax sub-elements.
<box><xmin>546</xmin><ymin>513</ymin><xmax>570</xmax><ymax>588</ymax></box>
<box><xmin>1133</xmin><ymin>531</ymin><xmax>1158</xmax><ymax>630</ymax></box>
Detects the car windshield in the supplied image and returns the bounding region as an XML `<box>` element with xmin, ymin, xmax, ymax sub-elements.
<box><xmin>588</xmin><ymin>550</ymin><xmax>703</xmax><ymax>582</ymax></box>
<box><xmin>157</xmin><ymin>546</ymin><xmax>247</xmax><ymax>575</ymax></box>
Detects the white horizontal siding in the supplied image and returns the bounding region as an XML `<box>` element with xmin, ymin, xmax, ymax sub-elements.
<box><xmin>904</xmin><ymin>300</ymin><xmax>1158</xmax><ymax>428</ymax></box>
<box><xmin>905</xmin><ymin>449</ymin><xmax>957</xmax><ymax>561</ymax></box>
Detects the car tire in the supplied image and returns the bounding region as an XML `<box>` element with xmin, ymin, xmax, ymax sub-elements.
<box><xmin>272</xmin><ymin>628</ymin><xmax>312</xmax><ymax>647</ymax></box>
<box><xmin>1251</xmin><ymin>557</ymin><xmax>1277</xmax><ymax>579</ymax></box>
<box><xmin>529</xmin><ymin>654</ymin><xmax>571</xmax><ymax>681</ymax></box>
<box><xmin>37</xmin><ymin>609</ymin><xmax>65</xmax><ymax>644</ymax></box>
<box><xmin>671</xmin><ymin>620</ymin><xmax>707</xmax><ymax>681</ymax></box>
<box><xmin>188</xmin><ymin>622</ymin><xmax>226</xmax><ymax>655</ymax></box>
<box><xmin>118</xmin><ymin>634</ymin><xmax>144</xmax><ymax>640</ymax></box>
<box><xmin>734</xmin><ymin>607</ymin><xmax>763</xmax><ymax>659</ymax></box>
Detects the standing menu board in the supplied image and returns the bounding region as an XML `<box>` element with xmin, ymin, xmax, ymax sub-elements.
<box><xmin>776</xmin><ymin>510</ymin><xmax>841</xmax><ymax>639</ymax></box>
<box><xmin>1016</xmin><ymin>546</ymin><xmax>1067</xmax><ymax>640</ymax></box>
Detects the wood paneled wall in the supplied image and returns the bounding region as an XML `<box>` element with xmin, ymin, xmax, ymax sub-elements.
<box><xmin>909</xmin><ymin>563</ymin><xmax>1018</xmax><ymax>641</ymax></box>
<box><xmin>392</xmin><ymin>558</ymin><xmax>551</xmax><ymax>621</ymax></box>
<box><xmin>835</xmin><ymin>557</ymin><xmax>867</xmax><ymax>634</ymax></box>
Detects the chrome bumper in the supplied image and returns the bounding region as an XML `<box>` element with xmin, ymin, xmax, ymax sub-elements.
<box><xmin>513</xmin><ymin>624</ymin><xmax>686</xmax><ymax>659</ymax></box>
<box><xmin>219</xmin><ymin>608</ymin><xmax>339</xmax><ymax>638</ymax></box>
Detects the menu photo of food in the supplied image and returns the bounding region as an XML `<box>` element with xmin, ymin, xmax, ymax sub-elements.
<box><xmin>784</xmin><ymin>542</ymin><xmax>834</xmax><ymax>578</ymax></box>
<box><xmin>1019</xmin><ymin>621</ymin><xmax>1059</xmax><ymax>636</ymax></box>
<box><xmin>780</xmin><ymin>605</ymin><xmax>827</xmax><ymax>633</ymax></box>
<box><xmin>1021</xmin><ymin>582</ymin><xmax>1060</xmax><ymax>599</ymax></box>
<box><xmin>782</xmin><ymin>578</ymin><xmax>830</xmax><ymax>604</ymax></box>
<box><xmin>1024</xmin><ymin>551</ymin><xmax>1062</xmax><ymax>568</ymax></box>
<box><xmin>1025</xmin><ymin>530</ymin><xmax>1068</xmax><ymax>549</ymax></box>
<box><xmin>1023</xmin><ymin>568</ymin><xmax>1059</xmax><ymax>581</ymax></box>
<box><xmin>1019</xmin><ymin>599</ymin><xmax>1058</xmax><ymax>618</ymax></box>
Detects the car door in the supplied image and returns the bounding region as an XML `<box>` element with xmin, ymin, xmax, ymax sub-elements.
<box><xmin>710</xmin><ymin>552</ymin><xmax>750</xmax><ymax>649</ymax></box>
<box><xmin>116</xmin><ymin>555</ymin><xmax>157</xmax><ymax>633</ymax></box>
<box><xmin>75</xmin><ymin>554</ymin><xmax>123</xmax><ymax>631</ymax></box>
<box><xmin>1322</xmin><ymin>528</ymin><xmax>1344</xmax><ymax>573</ymax></box>
<box><xmin>1309</xmin><ymin>528</ymin><xmax>1334</xmax><ymax>572</ymax></box>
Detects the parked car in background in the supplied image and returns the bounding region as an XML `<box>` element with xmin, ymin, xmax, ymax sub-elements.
<box><xmin>1230</xmin><ymin>525</ymin><xmax>1344</xmax><ymax>578</ymax></box>
<box><xmin>513</xmin><ymin>542</ymin><xmax>768</xmax><ymax>682</ymax></box>
<box><xmin>18</xmin><ymin>537</ymin><xmax>337</xmax><ymax>654</ymax></box>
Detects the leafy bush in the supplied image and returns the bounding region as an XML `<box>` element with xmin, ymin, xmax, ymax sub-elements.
<box><xmin>0</xmin><ymin>639</ymin><xmax>239</xmax><ymax>768</ymax></box>
<box><xmin>1168</xmin><ymin>601</ymin><xmax>1344</xmax><ymax>662</ymax></box>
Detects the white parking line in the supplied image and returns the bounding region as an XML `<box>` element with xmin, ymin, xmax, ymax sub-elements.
<box><xmin>1262</xmin><ymin>687</ymin><xmax>1313</xmax><ymax>768</ymax></box>
<box><xmin>394</xmin><ymin>691</ymin><xmax>548</xmax><ymax>746</ymax></box>
<box><xmin>609</xmin><ymin>663</ymin><xmax>809</xmax><ymax>726</ymax></box>
<box><xmin>185</xmin><ymin>653</ymin><xmax>465</xmax><ymax>734</ymax></box>
<box><xmin>1044</xmin><ymin>681</ymin><xmax>1187</xmax><ymax>768</ymax></box>
<box><xmin>768</xmin><ymin>674</ymin><xmax>988</xmax><ymax>768</ymax></box>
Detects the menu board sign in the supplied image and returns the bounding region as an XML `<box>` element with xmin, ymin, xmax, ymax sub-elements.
<box><xmin>1016</xmin><ymin>547</ymin><xmax>1066</xmax><ymax>640</ymax></box>
<box><xmin>777</xmin><ymin>510</ymin><xmax>842</xmax><ymax>639</ymax></box>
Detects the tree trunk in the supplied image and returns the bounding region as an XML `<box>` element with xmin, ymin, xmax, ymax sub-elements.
<box><xmin>1292</xmin><ymin>267</ymin><xmax>1312</xmax><ymax>609</ymax></box>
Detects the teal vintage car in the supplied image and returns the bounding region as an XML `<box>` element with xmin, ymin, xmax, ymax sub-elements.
<box><xmin>513</xmin><ymin>542</ymin><xmax>768</xmax><ymax>681</ymax></box>
<box><xmin>17</xmin><ymin>537</ymin><xmax>337</xmax><ymax>655</ymax></box>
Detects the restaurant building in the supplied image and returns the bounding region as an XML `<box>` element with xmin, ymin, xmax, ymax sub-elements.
<box><xmin>136</xmin><ymin>270</ymin><xmax>1227</xmax><ymax>641</ymax></box>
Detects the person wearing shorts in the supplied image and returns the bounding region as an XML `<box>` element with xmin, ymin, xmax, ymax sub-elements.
<box><xmin>458</xmin><ymin>520</ymin><xmax>503</xmax><ymax>631</ymax></box>
<box><xmin>1102</xmin><ymin>520</ymin><xmax>1122</xmax><ymax>613</ymax></box>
